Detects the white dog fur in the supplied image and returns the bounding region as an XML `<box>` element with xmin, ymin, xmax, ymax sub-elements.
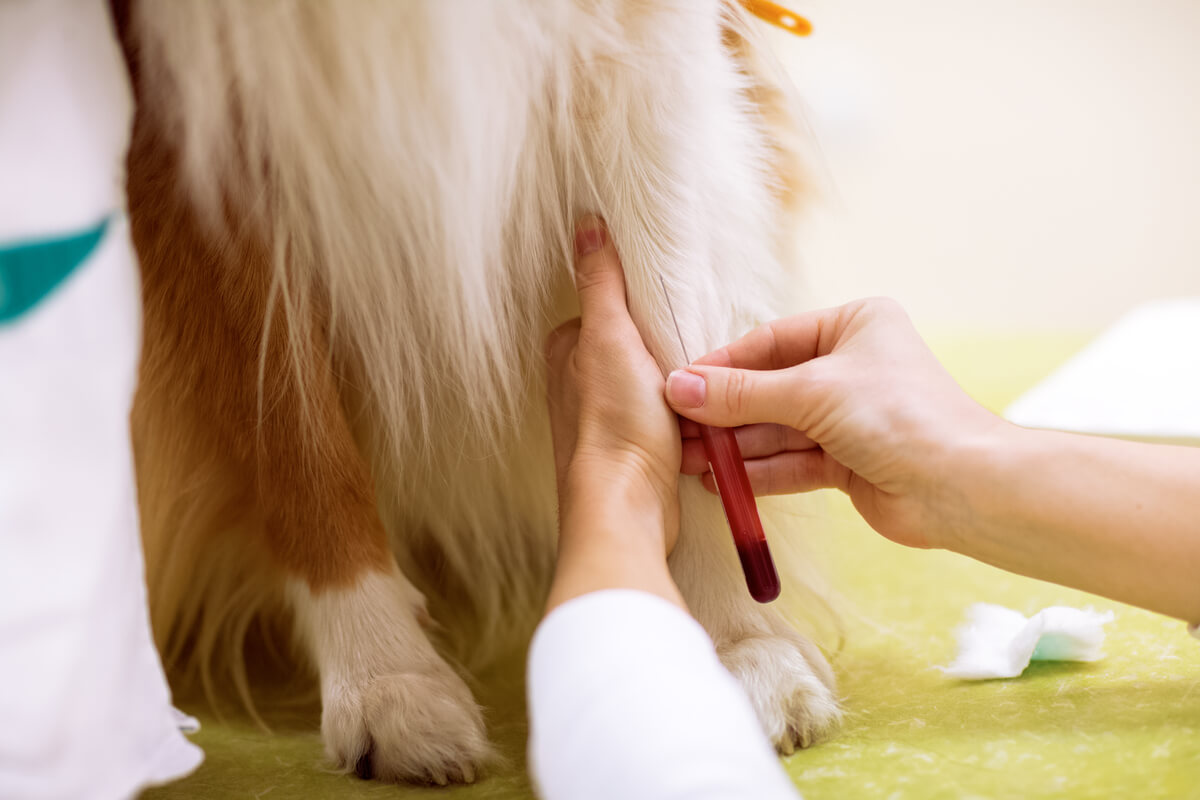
<box><xmin>126</xmin><ymin>0</ymin><xmax>840</xmax><ymax>783</ymax></box>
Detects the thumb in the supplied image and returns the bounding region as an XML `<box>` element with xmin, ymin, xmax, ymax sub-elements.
<box><xmin>665</xmin><ymin>364</ymin><xmax>802</xmax><ymax>428</ymax></box>
<box><xmin>572</xmin><ymin>214</ymin><xmax>631</xmax><ymax>332</ymax></box>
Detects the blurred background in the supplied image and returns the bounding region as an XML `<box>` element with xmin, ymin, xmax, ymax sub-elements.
<box><xmin>770</xmin><ymin>0</ymin><xmax>1200</xmax><ymax>332</ymax></box>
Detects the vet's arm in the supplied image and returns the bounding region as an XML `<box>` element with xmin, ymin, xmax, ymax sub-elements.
<box><xmin>666</xmin><ymin>298</ymin><xmax>1200</xmax><ymax>625</ymax></box>
<box><xmin>542</xmin><ymin>215</ymin><xmax>684</xmax><ymax>612</ymax></box>
<box><xmin>943</xmin><ymin>426</ymin><xmax>1200</xmax><ymax>624</ymax></box>
<box><xmin>531</xmin><ymin>217</ymin><xmax>801</xmax><ymax>800</ymax></box>
<box><xmin>527</xmin><ymin>590</ymin><xmax>801</xmax><ymax>800</ymax></box>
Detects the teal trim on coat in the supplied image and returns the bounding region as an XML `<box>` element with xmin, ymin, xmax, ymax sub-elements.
<box><xmin>0</xmin><ymin>216</ymin><xmax>111</xmax><ymax>325</ymax></box>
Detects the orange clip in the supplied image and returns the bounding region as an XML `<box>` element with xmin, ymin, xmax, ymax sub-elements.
<box><xmin>739</xmin><ymin>0</ymin><xmax>812</xmax><ymax>36</ymax></box>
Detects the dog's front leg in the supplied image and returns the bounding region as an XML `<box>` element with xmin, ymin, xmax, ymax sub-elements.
<box><xmin>125</xmin><ymin>125</ymin><xmax>490</xmax><ymax>781</ymax></box>
<box><xmin>287</xmin><ymin>565</ymin><xmax>491</xmax><ymax>784</ymax></box>
<box><xmin>670</xmin><ymin>487</ymin><xmax>842</xmax><ymax>751</ymax></box>
<box><xmin>247</xmin><ymin>319</ymin><xmax>492</xmax><ymax>784</ymax></box>
<box><xmin>564</xmin><ymin>0</ymin><xmax>842</xmax><ymax>752</ymax></box>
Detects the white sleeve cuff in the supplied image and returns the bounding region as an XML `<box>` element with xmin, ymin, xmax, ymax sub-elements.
<box><xmin>527</xmin><ymin>589</ymin><xmax>800</xmax><ymax>800</ymax></box>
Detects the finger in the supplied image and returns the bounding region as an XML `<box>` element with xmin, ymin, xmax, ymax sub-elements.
<box><xmin>680</xmin><ymin>438</ymin><xmax>710</xmax><ymax>475</ymax></box>
<box><xmin>572</xmin><ymin>215</ymin><xmax>635</xmax><ymax>333</ymax></box>
<box><xmin>544</xmin><ymin>318</ymin><xmax>581</xmax><ymax>371</ymax></box>
<box><xmin>730</xmin><ymin>423</ymin><xmax>816</xmax><ymax>458</ymax></box>
<box><xmin>740</xmin><ymin>450</ymin><xmax>853</xmax><ymax>496</ymax></box>
<box><xmin>665</xmin><ymin>362</ymin><xmax>809</xmax><ymax>429</ymax></box>
<box><xmin>544</xmin><ymin>320</ymin><xmax>582</xmax><ymax>482</ymax></box>
<box><xmin>679</xmin><ymin>418</ymin><xmax>702</xmax><ymax>439</ymax></box>
<box><xmin>544</xmin><ymin>319</ymin><xmax>581</xmax><ymax>439</ymax></box>
<box><xmin>692</xmin><ymin>304</ymin><xmax>853</xmax><ymax>371</ymax></box>
<box><xmin>680</xmin><ymin>423</ymin><xmax>814</xmax><ymax>475</ymax></box>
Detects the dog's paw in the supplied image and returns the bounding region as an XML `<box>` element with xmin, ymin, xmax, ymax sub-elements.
<box><xmin>322</xmin><ymin>666</ymin><xmax>492</xmax><ymax>785</ymax></box>
<box><xmin>718</xmin><ymin>632</ymin><xmax>841</xmax><ymax>753</ymax></box>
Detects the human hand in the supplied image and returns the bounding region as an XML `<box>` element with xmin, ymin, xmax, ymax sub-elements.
<box><xmin>544</xmin><ymin>215</ymin><xmax>681</xmax><ymax>555</ymax></box>
<box><xmin>665</xmin><ymin>298</ymin><xmax>1004</xmax><ymax>549</ymax></box>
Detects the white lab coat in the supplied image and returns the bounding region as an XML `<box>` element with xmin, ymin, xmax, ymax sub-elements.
<box><xmin>0</xmin><ymin>2</ymin><xmax>203</xmax><ymax>797</ymax></box>
<box><xmin>528</xmin><ymin>590</ymin><xmax>802</xmax><ymax>800</ymax></box>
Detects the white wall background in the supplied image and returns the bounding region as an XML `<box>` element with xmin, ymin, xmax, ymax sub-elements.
<box><xmin>771</xmin><ymin>0</ymin><xmax>1200</xmax><ymax>330</ymax></box>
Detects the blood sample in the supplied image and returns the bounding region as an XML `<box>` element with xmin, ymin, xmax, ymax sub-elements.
<box><xmin>700</xmin><ymin>424</ymin><xmax>781</xmax><ymax>603</ymax></box>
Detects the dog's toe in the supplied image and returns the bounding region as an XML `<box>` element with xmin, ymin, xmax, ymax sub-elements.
<box><xmin>323</xmin><ymin>667</ymin><xmax>492</xmax><ymax>785</ymax></box>
<box><xmin>718</xmin><ymin>632</ymin><xmax>842</xmax><ymax>753</ymax></box>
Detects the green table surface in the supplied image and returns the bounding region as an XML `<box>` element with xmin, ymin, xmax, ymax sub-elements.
<box><xmin>146</xmin><ymin>332</ymin><xmax>1200</xmax><ymax>799</ymax></box>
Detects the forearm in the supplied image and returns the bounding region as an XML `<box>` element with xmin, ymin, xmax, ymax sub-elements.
<box><xmin>528</xmin><ymin>591</ymin><xmax>800</xmax><ymax>800</ymax></box>
<box><xmin>944</xmin><ymin>425</ymin><xmax>1200</xmax><ymax>622</ymax></box>
<box><xmin>545</xmin><ymin>476</ymin><xmax>684</xmax><ymax>613</ymax></box>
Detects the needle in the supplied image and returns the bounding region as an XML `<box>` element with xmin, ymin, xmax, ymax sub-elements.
<box><xmin>659</xmin><ymin>274</ymin><xmax>692</xmax><ymax>364</ymax></box>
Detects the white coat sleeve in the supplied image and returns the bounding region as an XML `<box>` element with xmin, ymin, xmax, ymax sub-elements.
<box><xmin>527</xmin><ymin>589</ymin><xmax>802</xmax><ymax>800</ymax></box>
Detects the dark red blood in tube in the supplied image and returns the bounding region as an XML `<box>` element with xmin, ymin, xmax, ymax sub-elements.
<box><xmin>699</xmin><ymin>424</ymin><xmax>781</xmax><ymax>603</ymax></box>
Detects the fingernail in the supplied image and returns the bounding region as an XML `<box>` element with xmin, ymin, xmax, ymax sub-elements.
<box><xmin>666</xmin><ymin>370</ymin><xmax>706</xmax><ymax>408</ymax></box>
<box><xmin>574</xmin><ymin>216</ymin><xmax>607</xmax><ymax>256</ymax></box>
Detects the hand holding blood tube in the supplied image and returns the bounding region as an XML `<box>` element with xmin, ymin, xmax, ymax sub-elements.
<box><xmin>657</xmin><ymin>277</ymin><xmax>781</xmax><ymax>603</ymax></box>
<box><xmin>544</xmin><ymin>215</ymin><xmax>781</xmax><ymax>610</ymax></box>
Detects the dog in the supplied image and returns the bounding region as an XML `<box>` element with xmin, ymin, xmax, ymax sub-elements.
<box><xmin>113</xmin><ymin>0</ymin><xmax>841</xmax><ymax>784</ymax></box>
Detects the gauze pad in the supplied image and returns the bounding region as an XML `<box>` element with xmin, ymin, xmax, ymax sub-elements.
<box><xmin>942</xmin><ymin>603</ymin><xmax>1114</xmax><ymax>680</ymax></box>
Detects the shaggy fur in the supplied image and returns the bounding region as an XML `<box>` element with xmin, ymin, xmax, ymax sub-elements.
<box><xmin>116</xmin><ymin>0</ymin><xmax>840</xmax><ymax>784</ymax></box>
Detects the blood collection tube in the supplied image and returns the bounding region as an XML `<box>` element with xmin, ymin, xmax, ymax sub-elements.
<box><xmin>654</xmin><ymin>274</ymin><xmax>779</xmax><ymax>602</ymax></box>
<box><xmin>699</xmin><ymin>423</ymin><xmax>781</xmax><ymax>603</ymax></box>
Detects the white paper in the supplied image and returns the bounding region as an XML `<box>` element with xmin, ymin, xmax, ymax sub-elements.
<box><xmin>1006</xmin><ymin>298</ymin><xmax>1200</xmax><ymax>443</ymax></box>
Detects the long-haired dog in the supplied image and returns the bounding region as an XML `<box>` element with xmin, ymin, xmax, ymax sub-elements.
<box><xmin>113</xmin><ymin>0</ymin><xmax>841</xmax><ymax>784</ymax></box>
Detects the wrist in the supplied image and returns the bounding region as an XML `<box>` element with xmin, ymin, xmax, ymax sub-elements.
<box><xmin>922</xmin><ymin>414</ymin><xmax>1023</xmax><ymax>553</ymax></box>
<box><xmin>563</xmin><ymin>453</ymin><xmax>677</xmax><ymax>531</ymax></box>
<box><xmin>550</xmin><ymin>466</ymin><xmax>684</xmax><ymax>613</ymax></box>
